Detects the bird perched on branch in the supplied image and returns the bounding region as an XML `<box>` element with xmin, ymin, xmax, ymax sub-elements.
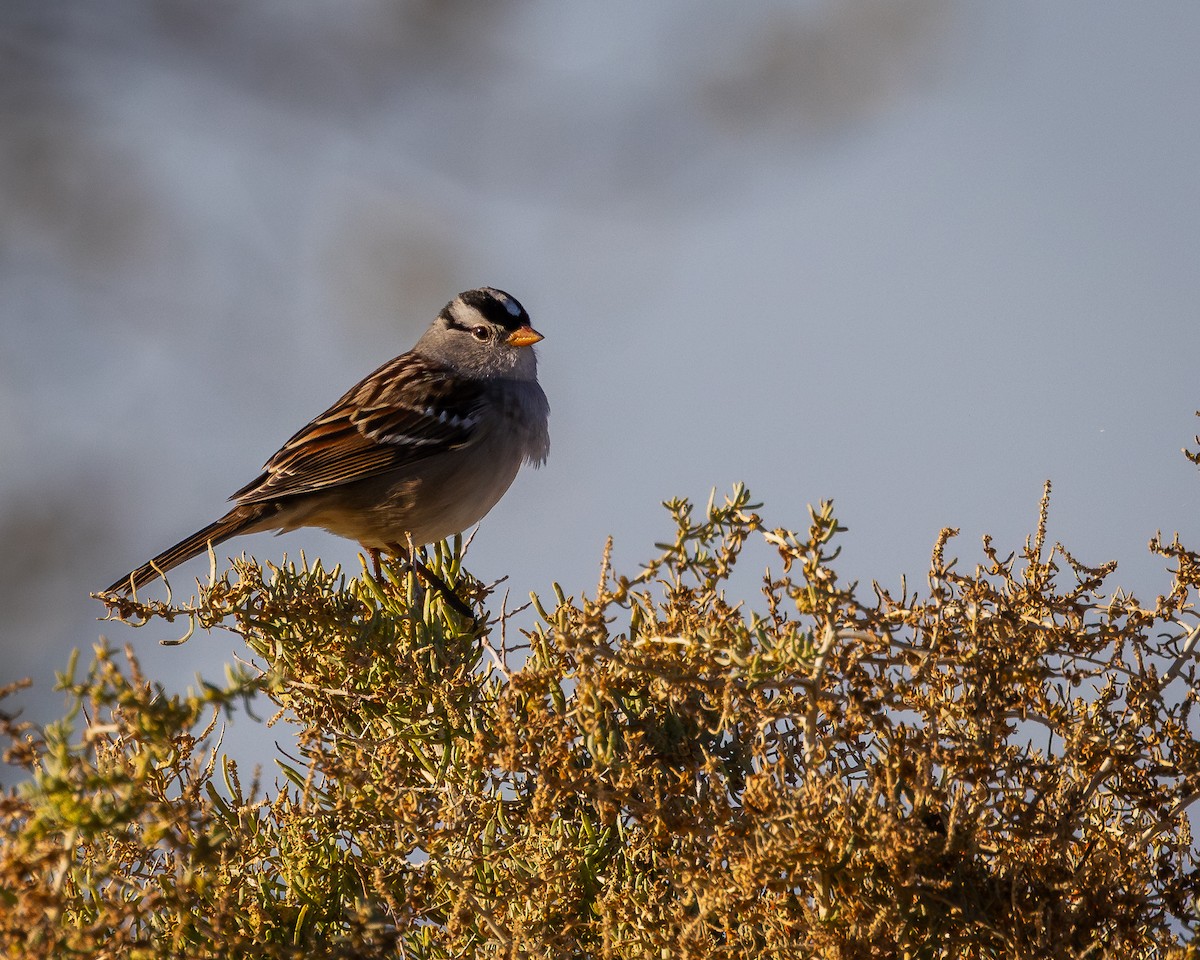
<box><xmin>103</xmin><ymin>287</ymin><xmax>549</xmax><ymax>611</ymax></box>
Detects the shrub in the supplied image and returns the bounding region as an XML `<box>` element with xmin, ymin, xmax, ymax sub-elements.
<box><xmin>2</xmin><ymin>483</ymin><xmax>1198</xmax><ymax>958</ymax></box>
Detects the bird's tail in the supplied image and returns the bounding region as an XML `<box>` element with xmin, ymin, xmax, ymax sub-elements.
<box><xmin>102</xmin><ymin>507</ymin><xmax>265</xmax><ymax>595</ymax></box>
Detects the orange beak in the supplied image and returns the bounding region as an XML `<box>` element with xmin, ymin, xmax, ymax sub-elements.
<box><xmin>507</xmin><ymin>325</ymin><xmax>544</xmax><ymax>348</ymax></box>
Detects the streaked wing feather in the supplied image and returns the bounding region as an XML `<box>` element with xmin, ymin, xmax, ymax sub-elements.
<box><xmin>233</xmin><ymin>355</ymin><xmax>487</xmax><ymax>505</ymax></box>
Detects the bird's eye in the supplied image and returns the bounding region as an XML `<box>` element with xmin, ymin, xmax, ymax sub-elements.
<box><xmin>471</xmin><ymin>325</ymin><xmax>492</xmax><ymax>342</ymax></box>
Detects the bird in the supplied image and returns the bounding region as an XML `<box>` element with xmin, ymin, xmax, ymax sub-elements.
<box><xmin>102</xmin><ymin>287</ymin><xmax>550</xmax><ymax>606</ymax></box>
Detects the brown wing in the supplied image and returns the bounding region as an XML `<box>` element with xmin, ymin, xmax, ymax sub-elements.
<box><xmin>232</xmin><ymin>353</ymin><xmax>488</xmax><ymax>505</ymax></box>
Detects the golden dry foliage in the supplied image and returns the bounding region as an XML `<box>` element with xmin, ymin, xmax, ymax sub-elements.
<box><xmin>2</xmin><ymin>483</ymin><xmax>1199</xmax><ymax>958</ymax></box>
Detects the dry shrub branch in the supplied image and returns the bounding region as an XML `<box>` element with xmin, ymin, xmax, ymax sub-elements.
<box><xmin>2</xmin><ymin>482</ymin><xmax>1199</xmax><ymax>958</ymax></box>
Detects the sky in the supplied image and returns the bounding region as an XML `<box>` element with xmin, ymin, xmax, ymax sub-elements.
<box><xmin>2</xmin><ymin>1</ymin><xmax>1199</xmax><ymax>770</ymax></box>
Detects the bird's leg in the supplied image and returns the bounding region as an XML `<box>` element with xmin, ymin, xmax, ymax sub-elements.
<box><xmin>385</xmin><ymin>542</ymin><xmax>477</xmax><ymax>623</ymax></box>
<box><xmin>364</xmin><ymin>546</ymin><xmax>384</xmax><ymax>580</ymax></box>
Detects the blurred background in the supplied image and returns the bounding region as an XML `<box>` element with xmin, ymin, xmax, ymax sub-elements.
<box><xmin>2</xmin><ymin>1</ymin><xmax>1199</xmax><ymax>769</ymax></box>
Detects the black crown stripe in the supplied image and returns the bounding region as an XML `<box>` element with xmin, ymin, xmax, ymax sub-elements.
<box><xmin>442</xmin><ymin>287</ymin><xmax>530</xmax><ymax>333</ymax></box>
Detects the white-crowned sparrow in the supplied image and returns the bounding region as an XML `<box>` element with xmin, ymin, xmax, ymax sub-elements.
<box><xmin>103</xmin><ymin>287</ymin><xmax>550</xmax><ymax>595</ymax></box>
